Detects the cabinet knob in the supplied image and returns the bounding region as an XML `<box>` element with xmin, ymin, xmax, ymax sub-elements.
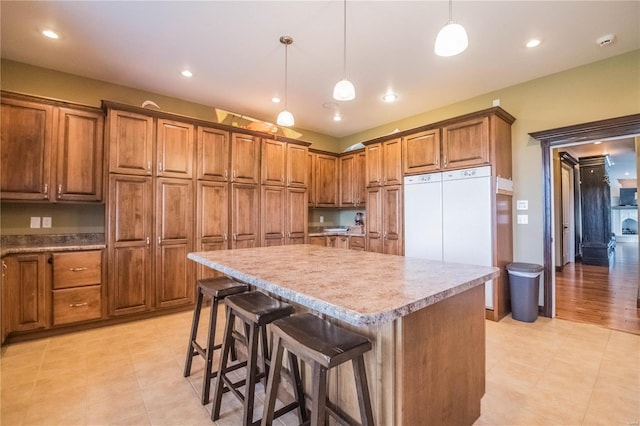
<box><xmin>146</xmin><ymin>237</ymin><xmax>150</xmax><ymax>245</ymax></box>
<box><xmin>147</xmin><ymin>161</ymin><xmax>152</xmax><ymax>173</ymax></box>
<box><xmin>158</xmin><ymin>236</ymin><xmax>161</xmax><ymax>245</ymax></box>
<box><xmin>224</xmin><ymin>169</ymin><xmax>228</xmax><ymax>179</ymax></box>
<box><xmin>443</xmin><ymin>155</ymin><xmax>448</xmax><ymax>167</ymax></box>
<box><xmin>158</xmin><ymin>162</ymin><xmax>163</xmax><ymax>173</ymax></box>
<box><xmin>43</xmin><ymin>184</ymin><xmax>48</xmax><ymax>196</ymax></box>
<box><xmin>224</xmin><ymin>233</ymin><xmax>228</xmax><ymax>241</ymax></box>
<box><xmin>58</xmin><ymin>184</ymin><xmax>62</xmax><ymax>196</ymax></box>
<box><xmin>232</xmin><ymin>233</ymin><xmax>237</xmax><ymax>241</ymax></box>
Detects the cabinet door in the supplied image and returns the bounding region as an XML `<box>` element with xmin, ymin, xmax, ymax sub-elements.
<box><xmin>261</xmin><ymin>139</ymin><xmax>286</xmax><ymax>186</ymax></box>
<box><xmin>231</xmin><ymin>183</ymin><xmax>260</xmax><ymax>249</ymax></box>
<box><xmin>308</xmin><ymin>236</ymin><xmax>326</xmax><ymax>246</ymax></box>
<box><xmin>339</xmin><ymin>154</ymin><xmax>356</xmax><ymax>207</ymax></box>
<box><xmin>197</xmin><ymin>181</ymin><xmax>229</xmax><ymax>279</ymax></box>
<box><xmin>156</xmin><ymin>178</ymin><xmax>194</xmax><ymax>308</ymax></box>
<box><xmin>354</xmin><ymin>151</ymin><xmax>367</xmax><ymax>207</ymax></box>
<box><xmin>382</xmin><ymin>138</ymin><xmax>403</xmax><ymax>186</ymax></box>
<box><xmin>442</xmin><ymin>117</ymin><xmax>490</xmax><ymax>169</ymax></box>
<box><xmin>287</xmin><ymin>144</ymin><xmax>308</xmax><ymax>188</ymax></box>
<box><xmin>365</xmin><ymin>143</ymin><xmax>382</xmax><ymax>187</ymax></box>
<box><xmin>108</xmin><ymin>110</ymin><xmax>154</xmax><ymax>176</ymax></box>
<box><xmin>4</xmin><ymin>254</ymin><xmax>47</xmax><ymax>332</ymax></box>
<box><xmin>56</xmin><ymin>108</ymin><xmax>105</xmax><ymax>201</ymax></box>
<box><xmin>261</xmin><ymin>185</ymin><xmax>286</xmax><ymax>247</ymax></box>
<box><xmin>307</xmin><ymin>152</ymin><xmax>315</xmax><ymax>206</ymax></box>
<box><xmin>197</xmin><ymin>127</ymin><xmax>230</xmax><ymax>181</ymax></box>
<box><xmin>365</xmin><ymin>186</ymin><xmax>383</xmax><ymax>253</ymax></box>
<box><xmin>315</xmin><ymin>154</ymin><xmax>338</xmax><ymax>207</ymax></box>
<box><xmin>108</xmin><ymin>175</ymin><xmax>153</xmax><ymax>315</ymax></box>
<box><xmin>231</xmin><ymin>133</ymin><xmax>260</xmax><ymax>184</ymax></box>
<box><xmin>383</xmin><ymin>185</ymin><xmax>403</xmax><ymax>255</ymax></box>
<box><xmin>157</xmin><ymin>119</ymin><xmax>194</xmax><ymax>178</ymax></box>
<box><xmin>402</xmin><ymin>129</ymin><xmax>440</xmax><ymax>174</ymax></box>
<box><xmin>286</xmin><ymin>188</ymin><xmax>308</xmax><ymax>245</ymax></box>
<box><xmin>1</xmin><ymin>97</ymin><xmax>54</xmax><ymax>200</ymax></box>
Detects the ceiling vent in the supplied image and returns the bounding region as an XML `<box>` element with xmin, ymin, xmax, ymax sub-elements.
<box><xmin>596</xmin><ymin>34</ymin><xmax>616</xmax><ymax>47</ymax></box>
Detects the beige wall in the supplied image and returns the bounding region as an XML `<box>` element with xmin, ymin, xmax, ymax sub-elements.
<box><xmin>2</xmin><ymin>51</ymin><xmax>639</xmax><ymax>267</ymax></box>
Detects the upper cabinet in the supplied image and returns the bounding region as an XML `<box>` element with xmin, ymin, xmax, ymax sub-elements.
<box><xmin>108</xmin><ymin>110</ymin><xmax>194</xmax><ymax>179</ymax></box>
<box><xmin>313</xmin><ymin>153</ymin><xmax>338</xmax><ymax>207</ymax></box>
<box><xmin>442</xmin><ymin>116</ymin><xmax>490</xmax><ymax>170</ymax></box>
<box><xmin>286</xmin><ymin>143</ymin><xmax>308</xmax><ymax>188</ymax></box>
<box><xmin>1</xmin><ymin>94</ymin><xmax>104</xmax><ymax>202</ymax></box>
<box><xmin>402</xmin><ymin>129</ymin><xmax>440</xmax><ymax>175</ymax></box>
<box><xmin>197</xmin><ymin>127</ymin><xmax>230</xmax><ymax>182</ymax></box>
<box><xmin>231</xmin><ymin>133</ymin><xmax>260</xmax><ymax>184</ymax></box>
<box><xmin>366</xmin><ymin>138</ymin><xmax>402</xmax><ymax>187</ymax></box>
<box><xmin>261</xmin><ymin>139</ymin><xmax>287</xmax><ymax>186</ymax></box>
<box><xmin>339</xmin><ymin>150</ymin><xmax>366</xmax><ymax>207</ymax></box>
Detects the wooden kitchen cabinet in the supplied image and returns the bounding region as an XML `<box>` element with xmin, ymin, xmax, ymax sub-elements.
<box><xmin>156</xmin><ymin>119</ymin><xmax>194</xmax><ymax>179</ymax></box>
<box><xmin>3</xmin><ymin>254</ymin><xmax>47</xmax><ymax>332</ymax></box>
<box><xmin>108</xmin><ymin>109</ymin><xmax>154</xmax><ymax>176</ymax></box>
<box><xmin>286</xmin><ymin>187</ymin><xmax>307</xmax><ymax>244</ymax></box>
<box><xmin>287</xmin><ymin>143</ymin><xmax>308</xmax><ymax>188</ymax></box>
<box><xmin>326</xmin><ymin>234</ymin><xmax>349</xmax><ymax>249</ymax></box>
<box><xmin>402</xmin><ymin>129</ymin><xmax>440</xmax><ymax>175</ymax></box>
<box><xmin>52</xmin><ymin>250</ymin><xmax>104</xmax><ymax>326</ymax></box>
<box><xmin>231</xmin><ymin>133</ymin><xmax>260</xmax><ymax>184</ymax></box>
<box><xmin>307</xmin><ymin>152</ymin><xmax>315</xmax><ymax>206</ymax></box>
<box><xmin>339</xmin><ymin>150</ymin><xmax>366</xmax><ymax>207</ymax></box>
<box><xmin>108</xmin><ymin>174</ymin><xmax>153</xmax><ymax>316</ymax></box>
<box><xmin>231</xmin><ymin>183</ymin><xmax>260</xmax><ymax>249</ymax></box>
<box><xmin>314</xmin><ymin>153</ymin><xmax>338</xmax><ymax>207</ymax></box>
<box><xmin>1</xmin><ymin>94</ymin><xmax>104</xmax><ymax>202</ymax></box>
<box><xmin>197</xmin><ymin>127</ymin><xmax>230</xmax><ymax>181</ymax></box>
<box><xmin>442</xmin><ymin>116</ymin><xmax>490</xmax><ymax>169</ymax></box>
<box><xmin>261</xmin><ymin>186</ymin><xmax>308</xmax><ymax>246</ymax></box>
<box><xmin>262</xmin><ymin>139</ymin><xmax>286</xmax><ymax>186</ymax></box>
<box><xmin>155</xmin><ymin>178</ymin><xmax>194</xmax><ymax>308</ymax></box>
<box><xmin>365</xmin><ymin>139</ymin><xmax>402</xmax><ymax>187</ymax></box>
<box><xmin>349</xmin><ymin>235</ymin><xmax>366</xmax><ymax>251</ymax></box>
<box><xmin>196</xmin><ymin>181</ymin><xmax>229</xmax><ymax>279</ymax></box>
<box><xmin>366</xmin><ymin>185</ymin><xmax>403</xmax><ymax>255</ymax></box>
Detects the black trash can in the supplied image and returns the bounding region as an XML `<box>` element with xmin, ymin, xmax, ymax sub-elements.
<box><xmin>506</xmin><ymin>263</ymin><xmax>544</xmax><ymax>322</ymax></box>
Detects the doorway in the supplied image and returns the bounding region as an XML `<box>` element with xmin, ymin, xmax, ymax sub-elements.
<box><xmin>529</xmin><ymin>113</ymin><xmax>640</xmax><ymax>327</ymax></box>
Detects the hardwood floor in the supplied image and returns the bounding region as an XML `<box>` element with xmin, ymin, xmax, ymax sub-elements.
<box><xmin>556</xmin><ymin>241</ymin><xmax>640</xmax><ymax>335</ymax></box>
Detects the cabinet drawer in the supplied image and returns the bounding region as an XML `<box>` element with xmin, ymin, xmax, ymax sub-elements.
<box><xmin>53</xmin><ymin>250</ymin><xmax>102</xmax><ymax>289</ymax></box>
<box><xmin>349</xmin><ymin>236</ymin><xmax>365</xmax><ymax>250</ymax></box>
<box><xmin>53</xmin><ymin>285</ymin><xmax>102</xmax><ymax>325</ymax></box>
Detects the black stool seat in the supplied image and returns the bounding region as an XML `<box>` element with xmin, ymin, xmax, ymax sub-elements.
<box><xmin>225</xmin><ymin>290</ymin><xmax>295</xmax><ymax>325</ymax></box>
<box><xmin>184</xmin><ymin>277</ymin><xmax>248</xmax><ymax>405</ymax></box>
<box><xmin>212</xmin><ymin>291</ymin><xmax>305</xmax><ymax>426</ymax></box>
<box><xmin>262</xmin><ymin>313</ymin><xmax>374</xmax><ymax>426</ymax></box>
<box><xmin>271</xmin><ymin>312</ymin><xmax>372</xmax><ymax>368</ymax></box>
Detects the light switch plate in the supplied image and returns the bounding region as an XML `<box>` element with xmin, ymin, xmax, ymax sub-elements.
<box><xmin>30</xmin><ymin>217</ymin><xmax>41</xmax><ymax>228</ymax></box>
<box><xmin>42</xmin><ymin>217</ymin><xmax>52</xmax><ymax>228</ymax></box>
<box><xmin>517</xmin><ymin>214</ymin><xmax>529</xmax><ymax>225</ymax></box>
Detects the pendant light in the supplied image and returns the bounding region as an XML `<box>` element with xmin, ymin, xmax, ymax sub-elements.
<box><xmin>333</xmin><ymin>0</ymin><xmax>355</xmax><ymax>101</ymax></box>
<box><xmin>277</xmin><ymin>36</ymin><xmax>295</xmax><ymax>127</ymax></box>
<box><xmin>434</xmin><ymin>0</ymin><xmax>468</xmax><ymax>57</ymax></box>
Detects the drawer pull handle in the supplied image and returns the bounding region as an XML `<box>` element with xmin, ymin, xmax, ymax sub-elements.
<box><xmin>69</xmin><ymin>267</ymin><xmax>88</xmax><ymax>272</ymax></box>
<box><xmin>69</xmin><ymin>302</ymin><xmax>88</xmax><ymax>308</ymax></box>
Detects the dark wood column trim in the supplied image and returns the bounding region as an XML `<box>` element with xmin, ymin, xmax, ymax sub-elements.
<box><xmin>530</xmin><ymin>113</ymin><xmax>640</xmax><ymax>318</ymax></box>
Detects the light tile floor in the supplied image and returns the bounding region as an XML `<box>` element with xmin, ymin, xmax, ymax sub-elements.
<box><xmin>1</xmin><ymin>309</ymin><xmax>638</xmax><ymax>425</ymax></box>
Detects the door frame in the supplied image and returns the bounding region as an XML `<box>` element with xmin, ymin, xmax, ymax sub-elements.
<box><xmin>558</xmin><ymin>151</ymin><xmax>579</xmax><ymax>268</ymax></box>
<box><xmin>529</xmin><ymin>113</ymin><xmax>640</xmax><ymax>317</ymax></box>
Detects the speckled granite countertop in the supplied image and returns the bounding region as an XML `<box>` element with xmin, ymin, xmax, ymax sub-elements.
<box><xmin>188</xmin><ymin>245</ymin><xmax>499</xmax><ymax>326</ymax></box>
<box><xmin>1</xmin><ymin>233</ymin><xmax>106</xmax><ymax>257</ymax></box>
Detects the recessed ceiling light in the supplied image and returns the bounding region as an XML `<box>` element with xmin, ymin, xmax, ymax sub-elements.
<box><xmin>333</xmin><ymin>112</ymin><xmax>342</xmax><ymax>122</ymax></box>
<box><xmin>181</xmin><ymin>70</ymin><xmax>193</xmax><ymax>78</ymax></box>
<box><xmin>272</xmin><ymin>97</ymin><xmax>281</xmax><ymax>104</ymax></box>
<box><xmin>526</xmin><ymin>39</ymin><xmax>541</xmax><ymax>48</ymax></box>
<box><xmin>625</xmin><ymin>172</ymin><xmax>630</xmax><ymax>176</ymax></box>
<box><xmin>382</xmin><ymin>92</ymin><xmax>398</xmax><ymax>103</ymax></box>
<box><xmin>42</xmin><ymin>29</ymin><xmax>59</xmax><ymax>39</ymax></box>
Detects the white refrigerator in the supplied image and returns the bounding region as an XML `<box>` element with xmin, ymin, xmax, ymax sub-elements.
<box><xmin>404</xmin><ymin>166</ymin><xmax>494</xmax><ymax>309</ymax></box>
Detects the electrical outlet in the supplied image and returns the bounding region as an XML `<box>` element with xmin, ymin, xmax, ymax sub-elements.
<box><xmin>517</xmin><ymin>214</ymin><xmax>529</xmax><ymax>225</ymax></box>
<box><xmin>30</xmin><ymin>217</ymin><xmax>41</xmax><ymax>228</ymax></box>
<box><xmin>42</xmin><ymin>217</ymin><xmax>52</xmax><ymax>228</ymax></box>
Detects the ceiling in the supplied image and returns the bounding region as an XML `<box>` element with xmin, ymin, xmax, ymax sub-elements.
<box><xmin>558</xmin><ymin>137</ymin><xmax>637</xmax><ymax>181</ymax></box>
<box><xmin>1</xmin><ymin>1</ymin><xmax>639</xmax><ymax>138</ymax></box>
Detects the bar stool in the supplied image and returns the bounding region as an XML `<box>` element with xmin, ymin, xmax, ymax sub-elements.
<box><xmin>261</xmin><ymin>312</ymin><xmax>374</xmax><ymax>426</ymax></box>
<box><xmin>183</xmin><ymin>277</ymin><xmax>248</xmax><ymax>405</ymax></box>
<box><xmin>211</xmin><ymin>291</ymin><xmax>306</xmax><ymax>426</ymax></box>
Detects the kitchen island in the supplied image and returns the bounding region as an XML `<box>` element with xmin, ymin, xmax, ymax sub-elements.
<box><xmin>188</xmin><ymin>245</ymin><xmax>500</xmax><ymax>425</ymax></box>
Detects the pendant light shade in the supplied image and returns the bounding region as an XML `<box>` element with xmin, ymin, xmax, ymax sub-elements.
<box><xmin>277</xmin><ymin>109</ymin><xmax>294</xmax><ymax>127</ymax></box>
<box><xmin>434</xmin><ymin>0</ymin><xmax>468</xmax><ymax>57</ymax></box>
<box><xmin>333</xmin><ymin>0</ymin><xmax>355</xmax><ymax>101</ymax></box>
<box><xmin>333</xmin><ymin>79</ymin><xmax>356</xmax><ymax>101</ymax></box>
<box><xmin>277</xmin><ymin>35</ymin><xmax>294</xmax><ymax>127</ymax></box>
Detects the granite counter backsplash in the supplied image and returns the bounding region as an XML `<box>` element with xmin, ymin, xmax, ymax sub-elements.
<box><xmin>1</xmin><ymin>233</ymin><xmax>105</xmax><ymax>257</ymax></box>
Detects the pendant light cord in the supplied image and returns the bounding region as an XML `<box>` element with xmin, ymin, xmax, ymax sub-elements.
<box><xmin>448</xmin><ymin>0</ymin><xmax>453</xmax><ymax>22</ymax></box>
<box><xmin>342</xmin><ymin>0</ymin><xmax>347</xmax><ymax>79</ymax></box>
<box><xmin>284</xmin><ymin>42</ymin><xmax>288</xmax><ymax>109</ymax></box>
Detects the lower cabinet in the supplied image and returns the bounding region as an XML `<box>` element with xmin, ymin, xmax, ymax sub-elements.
<box><xmin>308</xmin><ymin>236</ymin><xmax>326</xmax><ymax>246</ymax></box>
<box><xmin>349</xmin><ymin>235</ymin><xmax>366</xmax><ymax>251</ymax></box>
<box><xmin>3</xmin><ymin>253</ymin><xmax>47</xmax><ymax>333</ymax></box>
<box><xmin>326</xmin><ymin>235</ymin><xmax>349</xmax><ymax>248</ymax></box>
